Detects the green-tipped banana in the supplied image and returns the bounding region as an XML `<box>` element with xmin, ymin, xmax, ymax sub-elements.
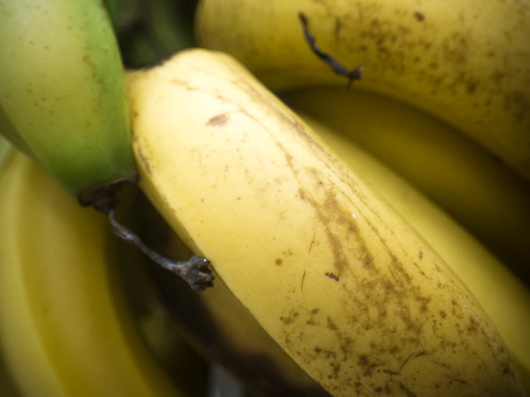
<box><xmin>0</xmin><ymin>0</ymin><xmax>136</xmax><ymax>198</ymax></box>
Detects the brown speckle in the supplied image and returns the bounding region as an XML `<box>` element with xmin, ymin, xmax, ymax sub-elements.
<box><xmin>280</xmin><ymin>310</ymin><xmax>299</xmax><ymax>325</ymax></box>
<box><xmin>413</xmin><ymin>11</ymin><xmax>425</xmax><ymax>22</ymax></box>
<box><xmin>325</xmin><ymin>272</ymin><xmax>340</xmax><ymax>281</ymax></box>
<box><xmin>275</xmin><ymin>258</ymin><xmax>283</xmax><ymax>265</ymax></box>
<box><xmin>206</xmin><ymin>112</ymin><xmax>230</xmax><ymax>126</ymax></box>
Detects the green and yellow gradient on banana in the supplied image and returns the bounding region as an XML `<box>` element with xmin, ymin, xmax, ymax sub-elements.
<box><xmin>196</xmin><ymin>0</ymin><xmax>530</xmax><ymax>183</ymax></box>
<box><xmin>0</xmin><ymin>0</ymin><xmax>135</xmax><ymax>195</ymax></box>
<box><xmin>127</xmin><ymin>48</ymin><xmax>525</xmax><ymax>397</ymax></box>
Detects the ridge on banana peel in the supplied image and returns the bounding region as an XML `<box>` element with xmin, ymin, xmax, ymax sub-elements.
<box><xmin>299</xmin><ymin>112</ymin><xmax>530</xmax><ymax>394</ymax></box>
<box><xmin>195</xmin><ymin>0</ymin><xmax>530</xmax><ymax>183</ymax></box>
<box><xmin>127</xmin><ymin>48</ymin><xmax>524</xmax><ymax>396</ymax></box>
<box><xmin>0</xmin><ymin>0</ymin><xmax>135</xmax><ymax>202</ymax></box>
<box><xmin>0</xmin><ymin>149</ymin><xmax>205</xmax><ymax>397</ymax></box>
<box><xmin>281</xmin><ymin>87</ymin><xmax>530</xmax><ymax>286</ymax></box>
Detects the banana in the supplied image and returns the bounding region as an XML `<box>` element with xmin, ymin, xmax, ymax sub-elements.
<box><xmin>195</xmin><ymin>0</ymin><xmax>530</xmax><ymax>182</ymax></box>
<box><xmin>135</xmin><ymin>191</ymin><xmax>331</xmax><ymax>397</ymax></box>
<box><xmin>0</xmin><ymin>0</ymin><xmax>136</xmax><ymax>200</ymax></box>
<box><xmin>127</xmin><ymin>47</ymin><xmax>524</xmax><ymax>396</ymax></box>
<box><xmin>281</xmin><ymin>87</ymin><xmax>530</xmax><ymax>285</ymax></box>
<box><xmin>0</xmin><ymin>149</ymin><xmax>201</xmax><ymax>397</ymax></box>
<box><xmin>299</xmin><ymin>112</ymin><xmax>530</xmax><ymax>393</ymax></box>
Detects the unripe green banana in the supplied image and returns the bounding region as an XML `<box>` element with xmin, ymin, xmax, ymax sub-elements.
<box><xmin>281</xmin><ymin>87</ymin><xmax>530</xmax><ymax>285</ymax></box>
<box><xmin>195</xmin><ymin>0</ymin><xmax>530</xmax><ymax>182</ymax></box>
<box><xmin>127</xmin><ymin>47</ymin><xmax>524</xmax><ymax>396</ymax></box>
<box><xmin>0</xmin><ymin>0</ymin><xmax>136</xmax><ymax>197</ymax></box>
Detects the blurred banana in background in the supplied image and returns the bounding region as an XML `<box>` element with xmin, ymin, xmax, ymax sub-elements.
<box><xmin>0</xmin><ymin>148</ymin><xmax>207</xmax><ymax>397</ymax></box>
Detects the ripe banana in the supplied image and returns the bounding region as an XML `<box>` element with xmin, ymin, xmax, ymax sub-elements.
<box><xmin>0</xmin><ymin>0</ymin><xmax>136</xmax><ymax>198</ymax></box>
<box><xmin>195</xmin><ymin>0</ymin><xmax>530</xmax><ymax>182</ymax></box>
<box><xmin>127</xmin><ymin>48</ymin><xmax>524</xmax><ymax>396</ymax></box>
<box><xmin>134</xmin><ymin>192</ymin><xmax>330</xmax><ymax>397</ymax></box>
<box><xmin>299</xmin><ymin>112</ymin><xmax>530</xmax><ymax>392</ymax></box>
<box><xmin>281</xmin><ymin>87</ymin><xmax>530</xmax><ymax>284</ymax></box>
<box><xmin>0</xmin><ymin>149</ymin><xmax>201</xmax><ymax>397</ymax></box>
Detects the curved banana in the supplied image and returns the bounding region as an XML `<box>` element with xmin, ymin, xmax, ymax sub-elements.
<box><xmin>0</xmin><ymin>0</ymin><xmax>136</xmax><ymax>197</ymax></box>
<box><xmin>299</xmin><ymin>112</ymin><xmax>530</xmax><ymax>392</ymax></box>
<box><xmin>282</xmin><ymin>87</ymin><xmax>530</xmax><ymax>285</ymax></box>
<box><xmin>127</xmin><ymin>48</ymin><xmax>524</xmax><ymax>396</ymax></box>
<box><xmin>0</xmin><ymin>150</ymin><xmax>199</xmax><ymax>397</ymax></box>
<box><xmin>135</xmin><ymin>193</ymin><xmax>330</xmax><ymax>397</ymax></box>
<box><xmin>195</xmin><ymin>0</ymin><xmax>530</xmax><ymax>182</ymax></box>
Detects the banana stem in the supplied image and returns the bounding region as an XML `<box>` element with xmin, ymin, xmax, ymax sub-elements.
<box><xmin>298</xmin><ymin>12</ymin><xmax>364</xmax><ymax>87</ymax></box>
<box><xmin>108</xmin><ymin>208</ymin><xmax>214</xmax><ymax>291</ymax></box>
<box><xmin>77</xmin><ymin>178</ymin><xmax>214</xmax><ymax>291</ymax></box>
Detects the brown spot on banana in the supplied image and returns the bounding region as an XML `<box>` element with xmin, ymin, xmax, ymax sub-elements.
<box><xmin>206</xmin><ymin>112</ymin><xmax>231</xmax><ymax>126</ymax></box>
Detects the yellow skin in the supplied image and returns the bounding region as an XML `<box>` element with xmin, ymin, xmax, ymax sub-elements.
<box><xmin>0</xmin><ymin>150</ymin><xmax>194</xmax><ymax>397</ymax></box>
<box><xmin>300</xmin><ymin>113</ymin><xmax>530</xmax><ymax>393</ymax></box>
<box><xmin>282</xmin><ymin>87</ymin><xmax>530</xmax><ymax>286</ymax></box>
<box><xmin>195</xmin><ymin>0</ymin><xmax>530</xmax><ymax>182</ymax></box>
<box><xmin>127</xmin><ymin>48</ymin><xmax>524</xmax><ymax>397</ymax></box>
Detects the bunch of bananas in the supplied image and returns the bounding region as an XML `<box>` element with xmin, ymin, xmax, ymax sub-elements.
<box><xmin>1</xmin><ymin>0</ymin><xmax>529</xmax><ymax>396</ymax></box>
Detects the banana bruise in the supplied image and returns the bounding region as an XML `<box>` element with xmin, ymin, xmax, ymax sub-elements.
<box><xmin>281</xmin><ymin>87</ymin><xmax>530</xmax><ymax>286</ymax></box>
<box><xmin>0</xmin><ymin>150</ymin><xmax>197</xmax><ymax>397</ymax></box>
<box><xmin>0</xmin><ymin>0</ymin><xmax>136</xmax><ymax>196</ymax></box>
<box><xmin>134</xmin><ymin>191</ymin><xmax>331</xmax><ymax>397</ymax></box>
<box><xmin>195</xmin><ymin>0</ymin><xmax>530</xmax><ymax>182</ymax></box>
<box><xmin>127</xmin><ymin>48</ymin><xmax>524</xmax><ymax>396</ymax></box>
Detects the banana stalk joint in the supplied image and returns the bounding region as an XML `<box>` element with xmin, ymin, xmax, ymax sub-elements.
<box><xmin>299</xmin><ymin>13</ymin><xmax>364</xmax><ymax>87</ymax></box>
<box><xmin>77</xmin><ymin>178</ymin><xmax>214</xmax><ymax>291</ymax></box>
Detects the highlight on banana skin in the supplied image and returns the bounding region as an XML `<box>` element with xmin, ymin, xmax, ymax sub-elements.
<box><xmin>1</xmin><ymin>0</ymin><xmax>529</xmax><ymax>396</ymax></box>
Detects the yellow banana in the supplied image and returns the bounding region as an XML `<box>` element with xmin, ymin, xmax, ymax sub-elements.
<box><xmin>0</xmin><ymin>150</ymin><xmax>201</xmax><ymax>397</ymax></box>
<box><xmin>127</xmin><ymin>48</ymin><xmax>524</xmax><ymax>396</ymax></box>
<box><xmin>299</xmin><ymin>112</ymin><xmax>530</xmax><ymax>393</ymax></box>
<box><xmin>0</xmin><ymin>0</ymin><xmax>136</xmax><ymax>199</ymax></box>
<box><xmin>281</xmin><ymin>87</ymin><xmax>530</xmax><ymax>284</ymax></box>
<box><xmin>195</xmin><ymin>0</ymin><xmax>530</xmax><ymax>182</ymax></box>
<box><xmin>135</xmin><ymin>193</ymin><xmax>330</xmax><ymax>396</ymax></box>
